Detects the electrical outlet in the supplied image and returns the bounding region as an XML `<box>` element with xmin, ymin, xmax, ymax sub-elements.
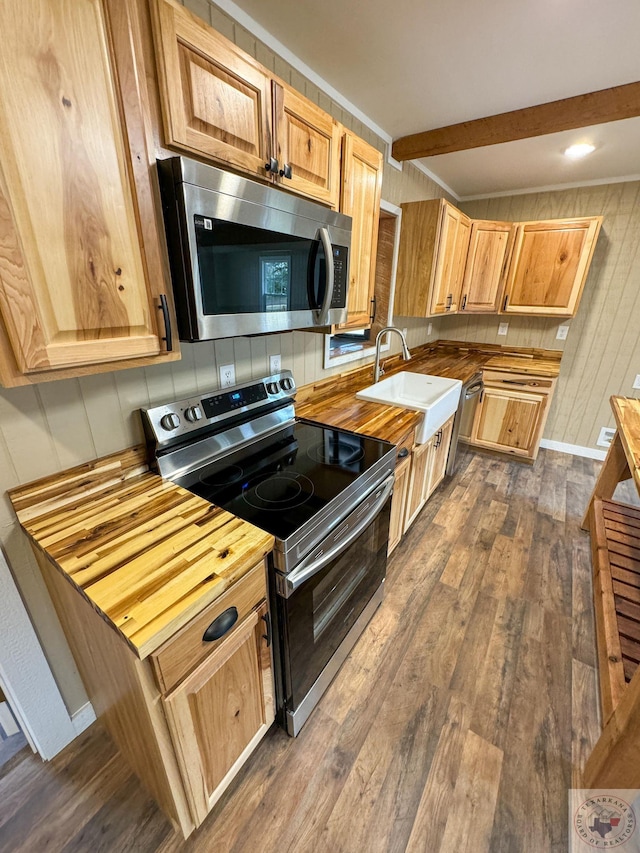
<box><xmin>427</xmin><ymin>323</ymin><xmax>433</xmax><ymax>336</ymax></box>
<box><xmin>402</xmin><ymin>327</ymin><xmax>408</xmax><ymax>339</ymax></box>
<box><xmin>498</xmin><ymin>322</ymin><xmax>509</xmax><ymax>336</ymax></box>
<box><xmin>269</xmin><ymin>354</ymin><xmax>281</xmax><ymax>374</ymax></box>
<box><xmin>556</xmin><ymin>325</ymin><xmax>570</xmax><ymax>340</ymax></box>
<box><xmin>219</xmin><ymin>363</ymin><xmax>235</xmax><ymax>388</ymax></box>
<box><xmin>633</xmin><ymin>374</ymin><xmax>640</xmax><ymax>390</ymax></box>
<box><xmin>597</xmin><ymin>427</ymin><xmax>616</xmax><ymax>448</ymax></box>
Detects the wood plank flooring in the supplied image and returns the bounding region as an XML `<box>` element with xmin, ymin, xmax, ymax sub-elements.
<box><xmin>0</xmin><ymin>449</ymin><xmax>611</xmax><ymax>852</ymax></box>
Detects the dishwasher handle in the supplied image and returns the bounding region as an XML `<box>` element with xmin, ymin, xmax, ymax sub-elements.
<box><xmin>276</xmin><ymin>475</ymin><xmax>394</xmax><ymax>598</ymax></box>
<box><xmin>465</xmin><ymin>381</ymin><xmax>483</xmax><ymax>399</ymax></box>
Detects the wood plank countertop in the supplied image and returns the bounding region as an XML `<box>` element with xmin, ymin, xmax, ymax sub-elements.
<box><xmin>297</xmin><ymin>340</ymin><xmax>561</xmax><ymax>440</ymax></box>
<box><xmin>8</xmin><ymin>448</ymin><xmax>274</xmax><ymax>659</ymax></box>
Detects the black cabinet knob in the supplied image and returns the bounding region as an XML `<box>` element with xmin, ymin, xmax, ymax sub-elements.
<box><xmin>202</xmin><ymin>607</ymin><xmax>238</xmax><ymax>642</ymax></box>
<box><xmin>279</xmin><ymin>163</ymin><xmax>292</xmax><ymax>179</ymax></box>
<box><xmin>265</xmin><ymin>157</ymin><xmax>279</xmax><ymax>173</ymax></box>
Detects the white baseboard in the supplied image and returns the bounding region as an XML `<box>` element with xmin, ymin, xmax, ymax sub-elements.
<box><xmin>71</xmin><ymin>701</ymin><xmax>96</xmax><ymax>736</ymax></box>
<box><xmin>539</xmin><ymin>439</ymin><xmax>607</xmax><ymax>461</ymax></box>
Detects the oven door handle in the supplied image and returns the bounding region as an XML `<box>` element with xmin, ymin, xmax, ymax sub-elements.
<box><xmin>277</xmin><ymin>475</ymin><xmax>395</xmax><ymax>598</ymax></box>
<box><xmin>314</xmin><ymin>227</ymin><xmax>335</xmax><ymax>326</ymax></box>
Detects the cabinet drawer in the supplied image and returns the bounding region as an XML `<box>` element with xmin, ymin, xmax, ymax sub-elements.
<box><xmin>483</xmin><ymin>369</ymin><xmax>554</xmax><ymax>391</ymax></box>
<box><xmin>151</xmin><ymin>561</ymin><xmax>267</xmax><ymax>692</ymax></box>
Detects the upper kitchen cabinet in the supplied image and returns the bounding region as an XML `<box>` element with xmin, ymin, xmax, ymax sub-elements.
<box><xmin>395</xmin><ymin>199</ymin><xmax>470</xmax><ymax>317</ymax></box>
<box><xmin>501</xmin><ymin>216</ymin><xmax>603</xmax><ymax>316</ymax></box>
<box><xmin>0</xmin><ymin>0</ymin><xmax>178</xmax><ymax>387</ymax></box>
<box><xmin>151</xmin><ymin>0</ymin><xmax>273</xmax><ymax>180</ymax></box>
<box><xmin>272</xmin><ymin>83</ymin><xmax>341</xmax><ymax>207</ymax></box>
<box><xmin>335</xmin><ymin>133</ymin><xmax>383</xmax><ymax>330</ymax></box>
<box><xmin>459</xmin><ymin>220</ymin><xmax>515</xmax><ymax>313</ymax></box>
<box><xmin>152</xmin><ymin>0</ymin><xmax>341</xmax><ymax>206</ymax></box>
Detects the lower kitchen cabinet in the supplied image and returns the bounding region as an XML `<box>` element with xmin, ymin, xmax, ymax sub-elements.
<box><xmin>36</xmin><ymin>550</ymin><xmax>273</xmax><ymax>838</ymax></box>
<box><xmin>388</xmin><ymin>454</ymin><xmax>411</xmax><ymax>554</ymax></box>
<box><xmin>402</xmin><ymin>415</ymin><xmax>455</xmax><ymax>534</ymax></box>
<box><xmin>163</xmin><ymin>602</ymin><xmax>274</xmax><ymax>826</ymax></box>
<box><xmin>468</xmin><ymin>370</ymin><xmax>556</xmax><ymax>460</ymax></box>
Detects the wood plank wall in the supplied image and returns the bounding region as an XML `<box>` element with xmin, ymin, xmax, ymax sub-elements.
<box><xmin>0</xmin><ymin>0</ymin><xmax>443</xmax><ymax>718</ymax></box>
<box><xmin>459</xmin><ymin>181</ymin><xmax>640</xmax><ymax>449</ymax></box>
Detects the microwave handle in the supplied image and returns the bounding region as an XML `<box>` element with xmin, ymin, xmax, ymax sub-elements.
<box><xmin>276</xmin><ymin>475</ymin><xmax>394</xmax><ymax>598</ymax></box>
<box><xmin>314</xmin><ymin>227</ymin><xmax>335</xmax><ymax>326</ymax></box>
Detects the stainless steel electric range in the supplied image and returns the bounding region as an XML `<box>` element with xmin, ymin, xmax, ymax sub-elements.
<box><xmin>141</xmin><ymin>370</ymin><xmax>396</xmax><ymax>736</ymax></box>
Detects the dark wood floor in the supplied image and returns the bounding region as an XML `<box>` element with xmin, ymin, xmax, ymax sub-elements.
<box><xmin>0</xmin><ymin>448</ymin><xmax>615</xmax><ymax>852</ymax></box>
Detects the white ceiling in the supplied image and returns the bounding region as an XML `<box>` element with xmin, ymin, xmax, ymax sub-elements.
<box><xmin>222</xmin><ymin>0</ymin><xmax>640</xmax><ymax>198</ymax></box>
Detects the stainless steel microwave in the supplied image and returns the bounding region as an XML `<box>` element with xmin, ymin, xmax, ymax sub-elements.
<box><xmin>157</xmin><ymin>157</ymin><xmax>352</xmax><ymax>341</ymax></box>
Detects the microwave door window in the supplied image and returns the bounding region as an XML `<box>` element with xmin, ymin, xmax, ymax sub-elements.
<box><xmin>194</xmin><ymin>217</ymin><xmax>317</xmax><ymax>314</ymax></box>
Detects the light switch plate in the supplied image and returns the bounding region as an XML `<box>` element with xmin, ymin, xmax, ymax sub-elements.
<box><xmin>633</xmin><ymin>374</ymin><xmax>640</xmax><ymax>390</ymax></box>
<box><xmin>427</xmin><ymin>323</ymin><xmax>433</xmax><ymax>335</ymax></box>
<box><xmin>219</xmin><ymin>363</ymin><xmax>235</xmax><ymax>387</ymax></box>
<box><xmin>556</xmin><ymin>325</ymin><xmax>570</xmax><ymax>340</ymax></box>
<box><xmin>498</xmin><ymin>322</ymin><xmax>509</xmax><ymax>336</ymax></box>
<box><xmin>269</xmin><ymin>354</ymin><xmax>281</xmax><ymax>374</ymax></box>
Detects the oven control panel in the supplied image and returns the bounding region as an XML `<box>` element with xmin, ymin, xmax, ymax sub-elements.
<box><xmin>141</xmin><ymin>370</ymin><xmax>297</xmax><ymax>444</ymax></box>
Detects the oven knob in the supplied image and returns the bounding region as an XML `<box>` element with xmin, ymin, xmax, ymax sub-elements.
<box><xmin>266</xmin><ymin>382</ymin><xmax>279</xmax><ymax>395</ymax></box>
<box><xmin>279</xmin><ymin>377</ymin><xmax>294</xmax><ymax>392</ymax></box>
<box><xmin>185</xmin><ymin>405</ymin><xmax>203</xmax><ymax>423</ymax></box>
<box><xmin>160</xmin><ymin>412</ymin><xmax>180</xmax><ymax>431</ymax></box>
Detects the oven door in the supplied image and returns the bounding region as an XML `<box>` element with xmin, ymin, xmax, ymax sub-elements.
<box><xmin>273</xmin><ymin>475</ymin><xmax>393</xmax><ymax>736</ymax></box>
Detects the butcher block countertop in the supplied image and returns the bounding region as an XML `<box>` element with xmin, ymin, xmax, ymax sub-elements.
<box><xmin>8</xmin><ymin>447</ymin><xmax>274</xmax><ymax>659</ymax></box>
<box><xmin>297</xmin><ymin>340</ymin><xmax>561</xmax><ymax>440</ymax></box>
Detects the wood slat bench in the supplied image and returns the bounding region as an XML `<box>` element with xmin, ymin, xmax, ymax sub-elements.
<box><xmin>590</xmin><ymin>498</ymin><xmax>640</xmax><ymax>722</ymax></box>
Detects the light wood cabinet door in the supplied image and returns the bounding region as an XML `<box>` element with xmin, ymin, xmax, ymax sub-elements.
<box><xmin>404</xmin><ymin>438</ymin><xmax>435</xmax><ymax>531</ymax></box>
<box><xmin>152</xmin><ymin>0</ymin><xmax>273</xmax><ymax>181</ymax></box>
<box><xmin>460</xmin><ymin>221</ymin><xmax>515</xmax><ymax>313</ymax></box>
<box><xmin>0</xmin><ymin>0</ymin><xmax>176</xmax><ymax>381</ymax></box>
<box><xmin>336</xmin><ymin>133</ymin><xmax>383</xmax><ymax>330</ymax></box>
<box><xmin>502</xmin><ymin>216</ymin><xmax>602</xmax><ymax>316</ymax></box>
<box><xmin>388</xmin><ymin>455</ymin><xmax>411</xmax><ymax>554</ymax></box>
<box><xmin>427</xmin><ymin>415</ymin><xmax>454</xmax><ymax>497</ymax></box>
<box><xmin>429</xmin><ymin>203</ymin><xmax>470</xmax><ymax>315</ymax></box>
<box><xmin>273</xmin><ymin>82</ymin><xmax>341</xmax><ymax>207</ymax></box>
<box><xmin>471</xmin><ymin>387</ymin><xmax>547</xmax><ymax>457</ymax></box>
<box><xmin>164</xmin><ymin>602</ymin><xmax>274</xmax><ymax>827</ymax></box>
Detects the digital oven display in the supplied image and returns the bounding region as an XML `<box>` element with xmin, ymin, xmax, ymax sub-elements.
<box><xmin>201</xmin><ymin>383</ymin><xmax>267</xmax><ymax>418</ymax></box>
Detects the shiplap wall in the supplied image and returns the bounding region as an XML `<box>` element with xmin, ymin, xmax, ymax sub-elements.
<box><xmin>0</xmin><ymin>0</ymin><xmax>445</xmax><ymax>716</ymax></box>
<box><xmin>460</xmin><ymin>181</ymin><xmax>640</xmax><ymax>448</ymax></box>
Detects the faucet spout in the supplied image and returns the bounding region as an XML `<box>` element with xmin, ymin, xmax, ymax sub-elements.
<box><xmin>373</xmin><ymin>326</ymin><xmax>411</xmax><ymax>383</ymax></box>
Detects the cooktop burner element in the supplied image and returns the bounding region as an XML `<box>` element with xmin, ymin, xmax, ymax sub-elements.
<box><xmin>307</xmin><ymin>436</ymin><xmax>365</xmax><ymax>466</ymax></box>
<box><xmin>243</xmin><ymin>472</ymin><xmax>315</xmax><ymax>511</ymax></box>
<box><xmin>199</xmin><ymin>464</ymin><xmax>244</xmax><ymax>487</ymax></box>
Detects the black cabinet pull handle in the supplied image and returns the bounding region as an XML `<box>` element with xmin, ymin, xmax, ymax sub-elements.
<box><xmin>369</xmin><ymin>295</ymin><xmax>377</xmax><ymax>325</ymax></box>
<box><xmin>503</xmin><ymin>294</ymin><xmax>509</xmax><ymax>311</ymax></box>
<box><xmin>397</xmin><ymin>447</ymin><xmax>409</xmax><ymax>459</ymax></box>
<box><xmin>279</xmin><ymin>163</ymin><xmax>292</xmax><ymax>179</ymax></box>
<box><xmin>261</xmin><ymin>612</ymin><xmax>272</xmax><ymax>647</ymax></box>
<box><xmin>461</xmin><ymin>294</ymin><xmax>467</xmax><ymax>310</ymax></box>
<box><xmin>202</xmin><ymin>606</ymin><xmax>238</xmax><ymax>642</ymax></box>
<box><xmin>265</xmin><ymin>157</ymin><xmax>279</xmax><ymax>173</ymax></box>
<box><xmin>158</xmin><ymin>294</ymin><xmax>173</xmax><ymax>352</ymax></box>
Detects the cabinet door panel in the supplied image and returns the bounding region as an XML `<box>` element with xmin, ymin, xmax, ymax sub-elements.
<box><xmin>472</xmin><ymin>388</ymin><xmax>546</xmax><ymax>456</ymax></box>
<box><xmin>404</xmin><ymin>439</ymin><xmax>434</xmax><ymax>531</ymax></box>
<box><xmin>0</xmin><ymin>0</ymin><xmax>169</xmax><ymax>373</ymax></box>
<box><xmin>461</xmin><ymin>221</ymin><xmax>514</xmax><ymax>312</ymax></box>
<box><xmin>427</xmin><ymin>416</ymin><xmax>454</xmax><ymax>497</ymax></box>
<box><xmin>504</xmin><ymin>217</ymin><xmax>601</xmax><ymax>315</ymax></box>
<box><xmin>388</xmin><ymin>456</ymin><xmax>411</xmax><ymax>554</ymax></box>
<box><xmin>273</xmin><ymin>83</ymin><xmax>341</xmax><ymax>207</ymax></box>
<box><xmin>164</xmin><ymin>604</ymin><xmax>273</xmax><ymax>826</ymax></box>
<box><xmin>336</xmin><ymin>133</ymin><xmax>383</xmax><ymax>330</ymax></box>
<box><xmin>152</xmin><ymin>0</ymin><xmax>272</xmax><ymax>179</ymax></box>
<box><xmin>429</xmin><ymin>204</ymin><xmax>470</xmax><ymax>315</ymax></box>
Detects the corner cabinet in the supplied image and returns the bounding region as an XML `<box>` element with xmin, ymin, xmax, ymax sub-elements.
<box><xmin>395</xmin><ymin>199</ymin><xmax>470</xmax><ymax>318</ymax></box>
<box><xmin>501</xmin><ymin>217</ymin><xmax>603</xmax><ymax>316</ymax></box>
<box><xmin>468</xmin><ymin>370</ymin><xmax>556</xmax><ymax>460</ymax></box>
<box><xmin>0</xmin><ymin>0</ymin><xmax>179</xmax><ymax>387</ymax></box>
<box><xmin>152</xmin><ymin>0</ymin><xmax>341</xmax><ymax>207</ymax></box>
<box><xmin>336</xmin><ymin>133</ymin><xmax>384</xmax><ymax>330</ymax></box>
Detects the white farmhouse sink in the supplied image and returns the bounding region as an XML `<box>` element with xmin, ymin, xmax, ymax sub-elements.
<box><xmin>356</xmin><ymin>372</ymin><xmax>463</xmax><ymax>443</ymax></box>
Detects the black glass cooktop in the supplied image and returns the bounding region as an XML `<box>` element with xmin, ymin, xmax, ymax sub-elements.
<box><xmin>175</xmin><ymin>420</ymin><xmax>392</xmax><ymax>542</ymax></box>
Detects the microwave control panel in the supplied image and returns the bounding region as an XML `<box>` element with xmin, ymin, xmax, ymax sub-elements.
<box><xmin>331</xmin><ymin>245</ymin><xmax>348</xmax><ymax>308</ymax></box>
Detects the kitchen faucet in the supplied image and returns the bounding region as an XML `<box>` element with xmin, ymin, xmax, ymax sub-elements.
<box><xmin>373</xmin><ymin>326</ymin><xmax>411</xmax><ymax>383</ymax></box>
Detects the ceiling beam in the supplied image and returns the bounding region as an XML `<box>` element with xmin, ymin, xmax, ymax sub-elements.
<box><xmin>391</xmin><ymin>82</ymin><xmax>640</xmax><ymax>161</ymax></box>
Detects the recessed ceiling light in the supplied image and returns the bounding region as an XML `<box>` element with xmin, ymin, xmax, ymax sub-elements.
<box><xmin>564</xmin><ymin>143</ymin><xmax>596</xmax><ymax>160</ymax></box>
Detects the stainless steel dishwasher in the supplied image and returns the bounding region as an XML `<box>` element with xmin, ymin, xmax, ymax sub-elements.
<box><xmin>446</xmin><ymin>372</ymin><xmax>484</xmax><ymax>476</ymax></box>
